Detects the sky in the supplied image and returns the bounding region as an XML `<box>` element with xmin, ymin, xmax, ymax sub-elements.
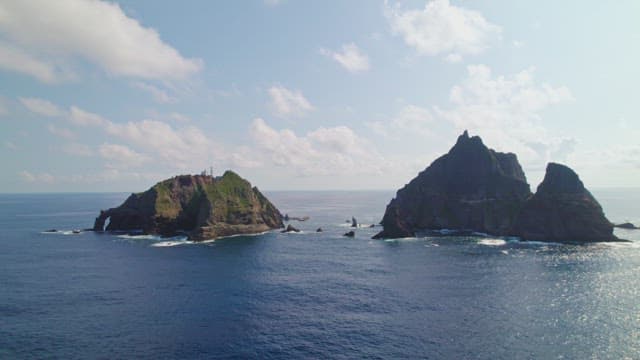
<box><xmin>0</xmin><ymin>0</ymin><xmax>638</xmax><ymax>192</ymax></box>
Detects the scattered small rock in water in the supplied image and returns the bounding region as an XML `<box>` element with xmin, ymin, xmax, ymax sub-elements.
<box><xmin>343</xmin><ymin>231</ymin><xmax>355</xmax><ymax>237</ymax></box>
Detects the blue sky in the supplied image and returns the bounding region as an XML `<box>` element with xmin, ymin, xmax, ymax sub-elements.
<box><xmin>0</xmin><ymin>0</ymin><xmax>638</xmax><ymax>192</ymax></box>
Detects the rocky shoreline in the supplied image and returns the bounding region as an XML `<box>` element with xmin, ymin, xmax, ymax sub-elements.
<box><xmin>92</xmin><ymin>171</ymin><xmax>283</xmax><ymax>241</ymax></box>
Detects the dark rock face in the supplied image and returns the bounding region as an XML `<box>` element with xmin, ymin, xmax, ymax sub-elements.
<box><xmin>351</xmin><ymin>217</ymin><xmax>358</xmax><ymax>228</ymax></box>
<box><xmin>512</xmin><ymin>163</ymin><xmax>617</xmax><ymax>242</ymax></box>
<box><xmin>614</xmin><ymin>222</ymin><xmax>639</xmax><ymax>230</ymax></box>
<box><xmin>93</xmin><ymin>171</ymin><xmax>283</xmax><ymax>241</ymax></box>
<box><xmin>282</xmin><ymin>224</ymin><xmax>300</xmax><ymax>233</ymax></box>
<box><xmin>374</xmin><ymin>131</ymin><xmax>531</xmax><ymax>239</ymax></box>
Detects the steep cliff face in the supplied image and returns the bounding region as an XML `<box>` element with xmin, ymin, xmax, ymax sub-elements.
<box><xmin>374</xmin><ymin>131</ymin><xmax>532</xmax><ymax>239</ymax></box>
<box><xmin>93</xmin><ymin>171</ymin><xmax>283</xmax><ymax>241</ymax></box>
<box><xmin>512</xmin><ymin>163</ymin><xmax>617</xmax><ymax>242</ymax></box>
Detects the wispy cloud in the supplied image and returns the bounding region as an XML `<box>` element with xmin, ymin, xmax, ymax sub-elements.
<box><xmin>267</xmin><ymin>85</ymin><xmax>314</xmax><ymax>118</ymax></box>
<box><xmin>320</xmin><ymin>43</ymin><xmax>371</xmax><ymax>73</ymax></box>
<box><xmin>132</xmin><ymin>82</ymin><xmax>177</xmax><ymax>104</ymax></box>
<box><xmin>20</xmin><ymin>97</ymin><xmax>64</xmax><ymax>117</ymax></box>
<box><xmin>47</xmin><ymin>124</ymin><xmax>75</xmax><ymax>139</ymax></box>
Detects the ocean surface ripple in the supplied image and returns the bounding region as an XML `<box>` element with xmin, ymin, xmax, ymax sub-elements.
<box><xmin>1</xmin><ymin>190</ymin><xmax>639</xmax><ymax>359</ymax></box>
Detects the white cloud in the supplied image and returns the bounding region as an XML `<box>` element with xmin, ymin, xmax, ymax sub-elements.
<box><xmin>0</xmin><ymin>0</ymin><xmax>202</xmax><ymax>82</ymax></box>
<box><xmin>132</xmin><ymin>82</ymin><xmax>177</xmax><ymax>104</ymax></box>
<box><xmin>66</xmin><ymin>106</ymin><xmax>216</xmax><ymax>169</ymax></box>
<box><xmin>320</xmin><ymin>43</ymin><xmax>371</xmax><ymax>73</ymax></box>
<box><xmin>0</xmin><ymin>42</ymin><xmax>66</xmax><ymax>83</ymax></box>
<box><xmin>385</xmin><ymin>0</ymin><xmax>501</xmax><ymax>61</ymax></box>
<box><xmin>368</xmin><ymin>104</ymin><xmax>433</xmax><ymax>137</ymax></box>
<box><xmin>249</xmin><ymin>118</ymin><xmax>384</xmax><ymax>176</ymax></box>
<box><xmin>99</xmin><ymin>143</ymin><xmax>149</xmax><ymax>168</ymax></box>
<box><xmin>47</xmin><ymin>124</ymin><xmax>75</xmax><ymax>139</ymax></box>
<box><xmin>436</xmin><ymin>64</ymin><xmax>574</xmax><ymax>168</ymax></box>
<box><xmin>4</xmin><ymin>141</ymin><xmax>17</xmax><ymax>150</ymax></box>
<box><xmin>19</xmin><ymin>170</ymin><xmax>55</xmax><ymax>183</ymax></box>
<box><xmin>69</xmin><ymin>106</ymin><xmax>108</xmax><ymax>126</ymax></box>
<box><xmin>104</xmin><ymin>119</ymin><xmax>212</xmax><ymax>167</ymax></box>
<box><xmin>19</xmin><ymin>97</ymin><xmax>63</xmax><ymax>117</ymax></box>
<box><xmin>444</xmin><ymin>53</ymin><xmax>462</xmax><ymax>63</ymax></box>
<box><xmin>267</xmin><ymin>85</ymin><xmax>314</xmax><ymax>118</ymax></box>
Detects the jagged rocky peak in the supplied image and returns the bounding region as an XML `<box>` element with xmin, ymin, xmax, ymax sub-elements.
<box><xmin>93</xmin><ymin>171</ymin><xmax>283</xmax><ymax>241</ymax></box>
<box><xmin>512</xmin><ymin>163</ymin><xmax>617</xmax><ymax>242</ymax></box>
<box><xmin>374</xmin><ymin>131</ymin><xmax>531</xmax><ymax>239</ymax></box>
<box><xmin>536</xmin><ymin>162</ymin><xmax>585</xmax><ymax>194</ymax></box>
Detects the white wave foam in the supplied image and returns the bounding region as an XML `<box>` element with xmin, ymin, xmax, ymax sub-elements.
<box><xmin>478</xmin><ymin>239</ymin><xmax>506</xmax><ymax>246</ymax></box>
<box><xmin>220</xmin><ymin>230</ymin><xmax>270</xmax><ymax>239</ymax></box>
<box><xmin>41</xmin><ymin>230</ymin><xmax>82</xmax><ymax>235</ymax></box>
<box><xmin>598</xmin><ymin>241</ymin><xmax>640</xmax><ymax>249</ymax></box>
<box><xmin>117</xmin><ymin>234</ymin><xmax>164</xmax><ymax>241</ymax></box>
<box><xmin>384</xmin><ymin>237</ymin><xmax>420</xmax><ymax>242</ymax></box>
<box><xmin>518</xmin><ymin>240</ymin><xmax>562</xmax><ymax>246</ymax></box>
<box><xmin>151</xmin><ymin>240</ymin><xmax>193</xmax><ymax>247</ymax></box>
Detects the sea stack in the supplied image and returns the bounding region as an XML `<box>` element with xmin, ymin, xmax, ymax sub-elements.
<box><xmin>93</xmin><ymin>171</ymin><xmax>283</xmax><ymax>241</ymax></box>
<box><xmin>512</xmin><ymin>163</ymin><xmax>617</xmax><ymax>242</ymax></box>
<box><xmin>373</xmin><ymin>131</ymin><xmax>532</xmax><ymax>239</ymax></box>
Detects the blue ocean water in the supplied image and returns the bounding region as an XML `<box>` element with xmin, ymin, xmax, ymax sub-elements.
<box><xmin>1</xmin><ymin>190</ymin><xmax>639</xmax><ymax>359</ymax></box>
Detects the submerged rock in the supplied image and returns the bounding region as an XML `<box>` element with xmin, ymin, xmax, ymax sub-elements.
<box><xmin>512</xmin><ymin>163</ymin><xmax>618</xmax><ymax>242</ymax></box>
<box><xmin>343</xmin><ymin>230</ymin><xmax>355</xmax><ymax>237</ymax></box>
<box><xmin>93</xmin><ymin>171</ymin><xmax>283</xmax><ymax>241</ymax></box>
<box><xmin>316</xmin><ymin>228</ymin><xmax>323</xmax><ymax>232</ymax></box>
<box><xmin>374</xmin><ymin>131</ymin><xmax>531</xmax><ymax>239</ymax></box>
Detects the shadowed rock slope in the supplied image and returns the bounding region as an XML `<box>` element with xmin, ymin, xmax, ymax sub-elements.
<box><xmin>374</xmin><ymin>131</ymin><xmax>532</xmax><ymax>239</ymax></box>
<box><xmin>93</xmin><ymin>171</ymin><xmax>283</xmax><ymax>241</ymax></box>
<box><xmin>512</xmin><ymin>163</ymin><xmax>617</xmax><ymax>242</ymax></box>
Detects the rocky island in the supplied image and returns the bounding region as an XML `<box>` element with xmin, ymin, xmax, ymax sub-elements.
<box><xmin>93</xmin><ymin>171</ymin><xmax>283</xmax><ymax>241</ymax></box>
<box><xmin>374</xmin><ymin>131</ymin><xmax>618</xmax><ymax>243</ymax></box>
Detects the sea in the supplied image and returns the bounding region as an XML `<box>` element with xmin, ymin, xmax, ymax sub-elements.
<box><xmin>1</xmin><ymin>189</ymin><xmax>639</xmax><ymax>359</ymax></box>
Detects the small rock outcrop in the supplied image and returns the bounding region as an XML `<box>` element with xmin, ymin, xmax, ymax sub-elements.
<box><xmin>374</xmin><ymin>131</ymin><xmax>531</xmax><ymax>239</ymax></box>
<box><xmin>512</xmin><ymin>163</ymin><xmax>617</xmax><ymax>242</ymax></box>
<box><xmin>93</xmin><ymin>171</ymin><xmax>283</xmax><ymax>241</ymax></box>
<box><xmin>282</xmin><ymin>224</ymin><xmax>300</xmax><ymax>233</ymax></box>
<box><xmin>614</xmin><ymin>222</ymin><xmax>639</xmax><ymax>230</ymax></box>
<box><xmin>351</xmin><ymin>217</ymin><xmax>358</xmax><ymax>228</ymax></box>
<box><xmin>343</xmin><ymin>231</ymin><xmax>355</xmax><ymax>237</ymax></box>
